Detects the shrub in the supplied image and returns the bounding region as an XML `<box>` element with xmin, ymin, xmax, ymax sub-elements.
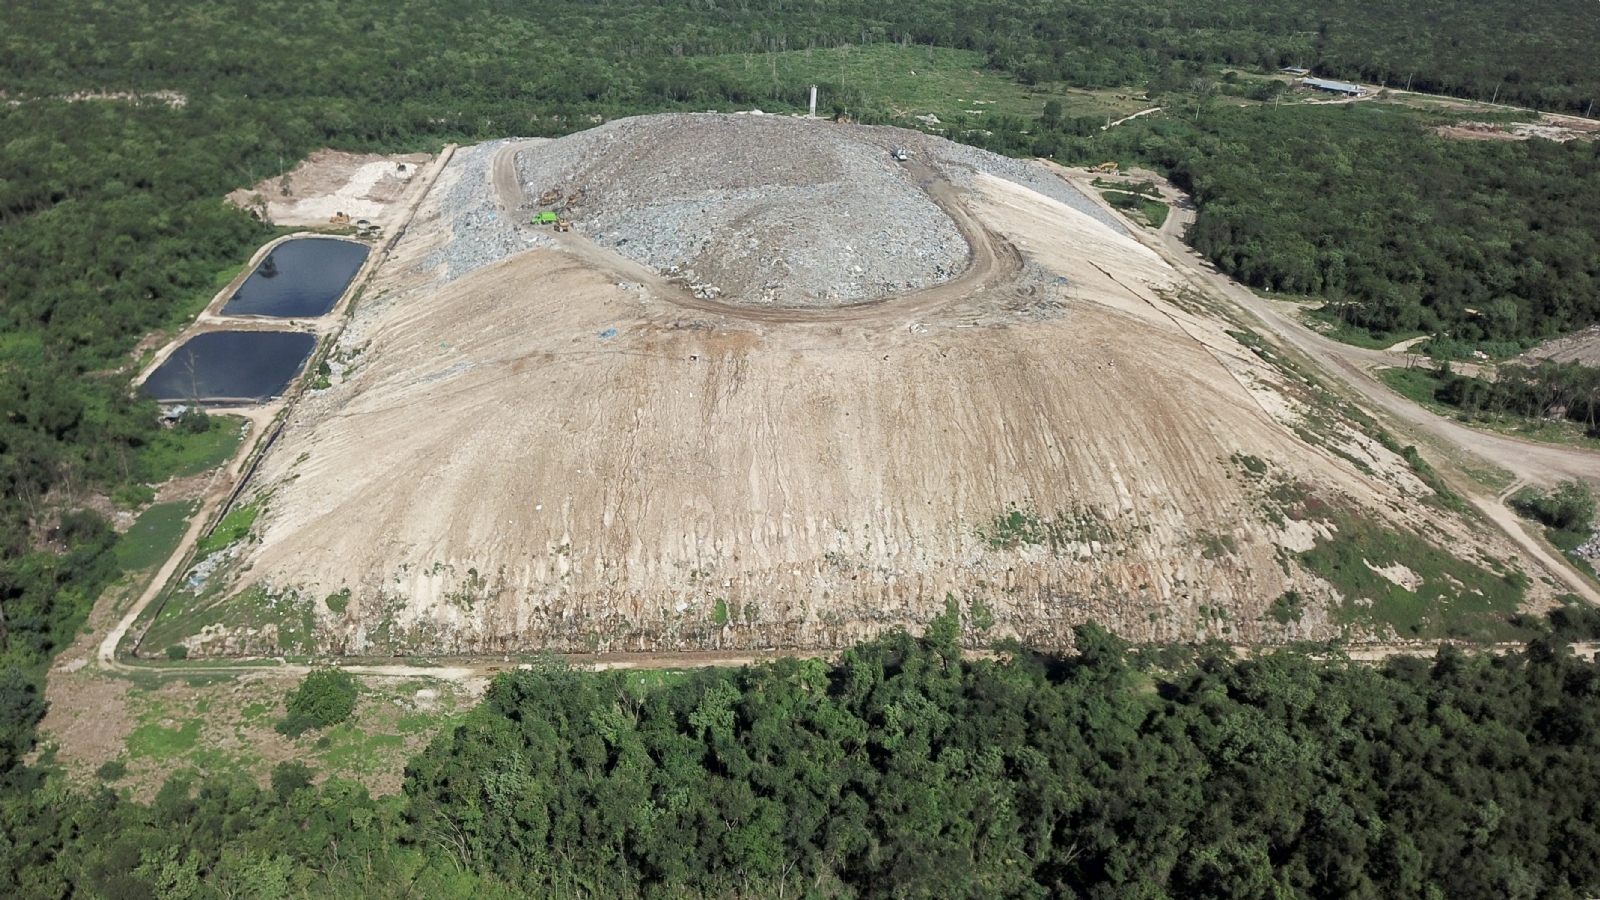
<box><xmin>271</xmin><ymin>761</ymin><xmax>315</xmax><ymax>801</ymax></box>
<box><xmin>175</xmin><ymin>406</ymin><xmax>213</xmax><ymax>434</ymax></box>
<box><xmin>1511</xmin><ymin>480</ymin><xmax>1597</xmax><ymax>533</ymax></box>
<box><xmin>95</xmin><ymin>759</ymin><xmax>128</xmax><ymax>781</ymax></box>
<box><xmin>1549</xmin><ymin>603</ymin><xmax>1600</xmax><ymax>640</ymax></box>
<box><xmin>165</xmin><ymin>645</ymin><xmax>188</xmax><ymax>661</ymax></box>
<box><xmin>277</xmin><ymin>668</ymin><xmax>357</xmax><ymax>737</ymax></box>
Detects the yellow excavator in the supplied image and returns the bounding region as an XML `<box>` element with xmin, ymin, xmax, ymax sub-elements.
<box><xmin>1090</xmin><ymin>162</ymin><xmax>1119</xmax><ymax>174</ymax></box>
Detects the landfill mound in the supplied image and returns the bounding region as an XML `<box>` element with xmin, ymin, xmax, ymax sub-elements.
<box><xmin>154</xmin><ymin>117</ymin><xmax>1552</xmax><ymax>660</ymax></box>
<box><xmin>513</xmin><ymin>114</ymin><xmax>982</xmax><ymax>306</ymax></box>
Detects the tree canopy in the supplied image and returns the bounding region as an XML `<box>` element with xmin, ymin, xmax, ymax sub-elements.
<box><xmin>4</xmin><ymin>626</ymin><xmax>1600</xmax><ymax>898</ymax></box>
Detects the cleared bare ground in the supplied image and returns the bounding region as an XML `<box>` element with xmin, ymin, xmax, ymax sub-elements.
<box><xmin>169</xmin><ymin>115</ymin><xmax>1555</xmax><ymax>656</ymax></box>
<box><xmin>1435</xmin><ymin>115</ymin><xmax>1600</xmax><ymax>143</ymax></box>
<box><xmin>226</xmin><ymin>148</ymin><xmax>433</xmax><ymax>227</ymax></box>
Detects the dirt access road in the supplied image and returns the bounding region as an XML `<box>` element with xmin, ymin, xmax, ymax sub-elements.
<box><xmin>492</xmin><ymin>142</ymin><xmax>1024</xmax><ymax>326</ymax></box>
<box><xmin>1050</xmin><ymin>162</ymin><xmax>1600</xmax><ymax>604</ymax></box>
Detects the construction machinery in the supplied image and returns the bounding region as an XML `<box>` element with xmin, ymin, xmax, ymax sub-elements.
<box><xmin>1091</xmin><ymin>162</ymin><xmax>1119</xmax><ymax>174</ymax></box>
<box><xmin>555</xmin><ymin>219</ymin><xmax>572</xmax><ymax>232</ymax></box>
<box><xmin>891</xmin><ymin>146</ymin><xmax>909</xmax><ymax>162</ymax></box>
<box><xmin>537</xmin><ymin>189</ymin><xmax>562</xmax><ymax>206</ymax></box>
<box><xmin>328</xmin><ymin>211</ymin><xmax>351</xmax><ymax>225</ymax></box>
<box><xmin>532</xmin><ymin>211</ymin><xmax>559</xmax><ymax>225</ymax></box>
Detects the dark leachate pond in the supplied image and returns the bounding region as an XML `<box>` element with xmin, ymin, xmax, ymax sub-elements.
<box><xmin>142</xmin><ymin>331</ymin><xmax>318</xmax><ymax>405</ymax></box>
<box><xmin>220</xmin><ymin>237</ymin><xmax>369</xmax><ymax>317</ymax></box>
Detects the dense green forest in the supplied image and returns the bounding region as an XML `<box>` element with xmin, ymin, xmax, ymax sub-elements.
<box><xmin>4</xmin><ymin>0</ymin><xmax>1600</xmax><ymax>895</ymax></box>
<box><xmin>6</xmin><ymin>624</ymin><xmax>1600</xmax><ymax>898</ymax></box>
<box><xmin>1083</xmin><ymin>106</ymin><xmax>1600</xmax><ymax>345</ymax></box>
<box><xmin>4</xmin><ymin>0</ymin><xmax>1598</xmax><ymax>113</ymax></box>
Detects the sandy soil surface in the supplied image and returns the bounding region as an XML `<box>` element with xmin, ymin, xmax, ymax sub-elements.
<box><xmin>172</xmin><ymin>121</ymin><xmax>1541</xmax><ymax>658</ymax></box>
<box><xmin>227</xmin><ymin>149</ymin><xmax>433</xmax><ymax>228</ymax></box>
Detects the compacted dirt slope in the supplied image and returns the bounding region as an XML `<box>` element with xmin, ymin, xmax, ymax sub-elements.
<box><xmin>194</xmin><ymin>115</ymin><xmax>1542</xmax><ymax>656</ymax></box>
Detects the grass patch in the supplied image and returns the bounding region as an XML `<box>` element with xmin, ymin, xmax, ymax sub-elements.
<box><xmin>1092</xmin><ymin>177</ymin><xmax>1161</xmax><ymax>196</ymax></box>
<box><xmin>1378</xmin><ymin>365</ymin><xmax>1444</xmax><ymax>408</ymax></box>
<box><xmin>143</xmin><ymin>581</ymin><xmax>320</xmax><ymax>657</ymax></box>
<box><xmin>981</xmin><ymin>504</ymin><xmax>1110</xmax><ymax>551</ymax></box>
<box><xmin>137</xmin><ymin>414</ymin><xmax>246</xmax><ymax>481</ymax></box>
<box><xmin>115</xmin><ymin>500</ymin><xmax>199</xmax><ymax>571</ymax></box>
<box><xmin>623</xmin><ymin>669</ymin><xmax>692</xmax><ymax>698</ymax></box>
<box><xmin>1296</xmin><ymin>503</ymin><xmax>1527</xmax><ymax>640</ymax></box>
<box><xmin>92</xmin><ymin>674</ymin><xmax>474</xmax><ymax>798</ymax></box>
<box><xmin>1099</xmin><ymin>189</ymin><xmax>1168</xmax><ymax>227</ymax></box>
<box><xmin>126</xmin><ymin>719</ymin><xmax>203</xmax><ymax>760</ymax></box>
<box><xmin>195</xmin><ymin>501</ymin><xmax>259</xmax><ymax>558</ymax></box>
<box><xmin>314</xmin><ymin>724</ymin><xmax>406</xmax><ymax>774</ymax></box>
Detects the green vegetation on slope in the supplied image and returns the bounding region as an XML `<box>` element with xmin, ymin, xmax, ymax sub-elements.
<box><xmin>193</xmin><ymin>501</ymin><xmax>257</xmax><ymax>559</ymax></box>
<box><xmin>1299</xmin><ymin>509</ymin><xmax>1529</xmax><ymax>639</ymax></box>
<box><xmin>137</xmin><ymin>413</ymin><xmax>245</xmax><ymax>482</ymax></box>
